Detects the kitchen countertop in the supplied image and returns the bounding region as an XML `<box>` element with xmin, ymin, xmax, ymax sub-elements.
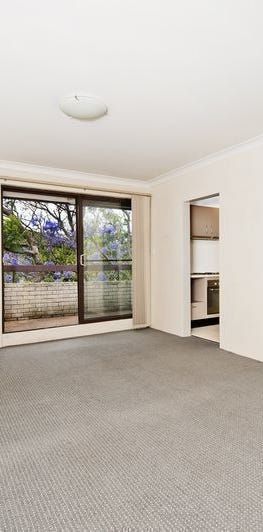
<box><xmin>191</xmin><ymin>274</ymin><xmax>219</xmax><ymax>279</ymax></box>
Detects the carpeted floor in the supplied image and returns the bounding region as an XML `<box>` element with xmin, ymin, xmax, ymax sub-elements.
<box><xmin>1</xmin><ymin>329</ymin><xmax>263</xmax><ymax>531</ymax></box>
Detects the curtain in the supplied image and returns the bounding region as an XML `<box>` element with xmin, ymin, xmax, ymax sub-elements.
<box><xmin>132</xmin><ymin>195</ymin><xmax>151</xmax><ymax>328</ymax></box>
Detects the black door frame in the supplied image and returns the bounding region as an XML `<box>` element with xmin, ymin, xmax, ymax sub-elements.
<box><xmin>77</xmin><ymin>194</ymin><xmax>132</xmax><ymax>324</ymax></box>
<box><xmin>1</xmin><ymin>185</ymin><xmax>132</xmax><ymax>332</ymax></box>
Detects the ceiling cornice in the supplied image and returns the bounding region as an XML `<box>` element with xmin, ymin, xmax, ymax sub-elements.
<box><xmin>150</xmin><ymin>132</ymin><xmax>263</xmax><ymax>186</ymax></box>
<box><xmin>0</xmin><ymin>160</ymin><xmax>150</xmax><ymax>192</ymax></box>
<box><xmin>2</xmin><ymin>131</ymin><xmax>263</xmax><ymax>190</ymax></box>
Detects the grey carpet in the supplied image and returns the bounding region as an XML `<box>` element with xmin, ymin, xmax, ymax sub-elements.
<box><xmin>1</xmin><ymin>329</ymin><xmax>263</xmax><ymax>531</ymax></box>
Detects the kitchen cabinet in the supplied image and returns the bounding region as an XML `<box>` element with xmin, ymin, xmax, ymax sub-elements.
<box><xmin>190</xmin><ymin>205</ymin><xmax>219</xmax><ymax>239</ymax></box>
<box><xmin>191</xmin><ymin>301</ymin><xmax>206</xmax><ymax>320</ymax></box>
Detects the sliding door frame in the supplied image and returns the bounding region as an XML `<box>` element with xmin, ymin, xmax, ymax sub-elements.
<box><xmin>77</xmin><ymin>194</ymin><xmax>132</xmax><ymax>324</ymax></box>
<box><xmin>1</xmin><ymin>185</ymin><xmax>132</xmax><ymax>333</ymax></box>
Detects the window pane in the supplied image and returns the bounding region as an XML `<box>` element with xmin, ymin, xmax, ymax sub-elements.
<box><xmin>82</xmin><ymin>199</ymin><xmax>132</xmax><ymax>321</ymax></box>
<box><xmin>2</xmin><ymin>194</ymin><xmax>78</xmax><ymax>332</ymax></box>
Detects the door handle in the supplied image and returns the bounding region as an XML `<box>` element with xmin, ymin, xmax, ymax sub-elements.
<box><xmin>80</xmin><ymin>254</ymin><xmax>86</xmax><ymax>266</ymax></box>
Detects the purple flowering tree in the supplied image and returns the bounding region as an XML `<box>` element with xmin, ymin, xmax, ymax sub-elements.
<box><xmin>3</xmin><ymin>199</ymin><xmax>77</xmax><ymax>282</ymax></box>
<box><xmin>83</xmin><ymin>207</ymin><xmax>132</xmax><ymax>282</ymax></box>
<box><xmin>3</xmin><ymin>199</ymin><xmax>132</xmax><ymax>283</ymax></box>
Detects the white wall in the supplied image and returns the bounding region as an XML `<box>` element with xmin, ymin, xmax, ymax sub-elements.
<box><xmin>151</xmin><ymin>141</ymin><xmax>263</xmax><ymax>361</ymax></box>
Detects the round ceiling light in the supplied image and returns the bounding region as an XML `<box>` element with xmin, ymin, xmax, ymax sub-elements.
<box><xmin>59</xmin><ymin>94</ymin><xmax>107</xmax><ymax>120</ymax></box>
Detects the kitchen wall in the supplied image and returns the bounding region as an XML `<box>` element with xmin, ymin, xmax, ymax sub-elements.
<box><xmin>191</xmin><ymin>239</ymin><xmax>219</xmax><ymax>273</ymax></box>
<box><xmin>151</xmin><ymin>139</ymin><xmax>263</xmax><ymax>361</ymax></box>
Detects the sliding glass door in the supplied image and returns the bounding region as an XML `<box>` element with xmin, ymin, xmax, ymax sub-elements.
<box><xmin>78</xmin><ymin>196</ymin><xmax>132</xmax><ymax>322</ymax></box>
<box><xmin>2</xmin><ymin>189</ymin><xmax>78</xmax><ymax>332</ymax></box>
<box><xmin>1</xmin><ymin>188</ymin><xmax>132</xmax><ymax>332</ymax></box>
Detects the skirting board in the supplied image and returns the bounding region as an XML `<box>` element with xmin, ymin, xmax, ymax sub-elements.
<box><xmin>1</xmin><ymin>319</ymin><xmax>134</xmax><ymax>347</ymax></box>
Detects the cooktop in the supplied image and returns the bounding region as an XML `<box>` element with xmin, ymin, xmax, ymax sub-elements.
<box><xmin>192</xmin><ymin>272</ymin><xmax>219</xmax><ymax>275</ymax></box>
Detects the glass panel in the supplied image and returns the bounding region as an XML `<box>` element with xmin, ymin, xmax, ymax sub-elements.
<box><xmin>82</xmin><ymin>198</ymin><xmax>132</xmax><ymax>321</ymax></box>
<box><xmin>2</xmin><ymin>193</ymin><xmax>78</xmax><ymax>332</ymax></box>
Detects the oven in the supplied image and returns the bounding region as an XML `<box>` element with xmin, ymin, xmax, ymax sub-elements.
<box><xmin>207</xmin><ymin>279</ymin><xmax>220</xmax><ymax>315</ymax></box>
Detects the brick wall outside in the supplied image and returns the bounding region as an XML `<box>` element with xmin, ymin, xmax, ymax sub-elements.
<box><xmin>4</xmin><ymin>281</ymin><xmax>132</xmax><ymax>321</ymax></box>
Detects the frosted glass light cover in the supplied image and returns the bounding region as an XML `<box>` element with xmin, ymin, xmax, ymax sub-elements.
<box><xmin>60</xmin><ymin>94</ymin><xmax>107</xmax><ymax>120</ymax></box>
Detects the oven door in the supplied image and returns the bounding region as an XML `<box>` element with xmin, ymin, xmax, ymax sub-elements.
<box><xmin>207</xmin><ymin>280</ymin><xmax>219</xmax><ymax>315</ymax></box>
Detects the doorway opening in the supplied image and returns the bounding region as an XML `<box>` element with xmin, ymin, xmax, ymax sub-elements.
<box><xmin>189</xmin><ymin>194</ymin><xmax>220</xmax><ymax>343</ymax></box>
<box><xmin>2</xmin><ymin>187</ymin><xmax>132</xmax><ymax>333</ymax></box>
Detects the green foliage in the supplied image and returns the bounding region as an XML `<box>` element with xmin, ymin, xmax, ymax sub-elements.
<box><xmin>83</xmin><ymin>207</ymin><xmax>132</xmax><ymax>281</ymax></box>
<box><xmin>3</xmin><ymin>199</ymin><xmax>132</xmax><ymax>283</ymax></box>
<box><xmin>38</xmin><ymin>243</ymin><xmax>76</xmax><ymax>265</ymax></box>
<box><xmin>3</xmin><ymin>215</ymin><xmax>28</xmax><ymax>252</ymax></box>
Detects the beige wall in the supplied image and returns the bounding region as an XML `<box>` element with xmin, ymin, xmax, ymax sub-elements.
<box><xmin>151</xmin><ymin>141</ymin><xmax>263</xmax><ymax>361</ymax></box>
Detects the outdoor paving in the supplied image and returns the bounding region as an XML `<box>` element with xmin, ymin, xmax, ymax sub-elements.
<box><xmin>4</xmin><ymin>310</ymin><xmax>129</xmax><ymax>333</ymax></box>
<box><xmin>4</xmin><ymin>315</ymin><xmax>79</xmax><ymax>333</ymax></box>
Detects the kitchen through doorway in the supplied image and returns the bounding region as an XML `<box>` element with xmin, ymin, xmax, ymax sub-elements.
<box><xmin>190</xmin><ymin>194</ymin><xmax>220</xmax><ymax>343</ymax></box>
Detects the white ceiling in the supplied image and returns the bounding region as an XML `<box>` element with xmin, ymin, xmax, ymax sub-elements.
<box><xmin>1</xmin><ymin>0</ymin><xmax>263</xmax><ymax>181</ymax></box>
